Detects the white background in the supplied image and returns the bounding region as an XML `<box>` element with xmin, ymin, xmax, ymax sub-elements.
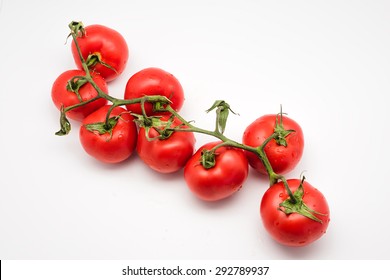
<box><xmin>0</xmin><ymin>0</ymin><xmax>389</xmax><ymax>260</ymax></box>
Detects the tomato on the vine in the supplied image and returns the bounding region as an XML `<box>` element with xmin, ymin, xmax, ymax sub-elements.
<box><xmin>71</xmin><ymin>24</ymin><xmax>129</xmax><ymax>82</ymax></box>
<box><xmin>79</xmin><ymin>105</ymin><xmax>137</xmax><ymax>163</ymax></box>
<box><xmin>137</xmin><ymin>116</ymin><xmax>195</xmax><ymax>174</ymax></box>
<box><xmin>260</xmin><ymin>178</ymin><xmax>330</xmax><ymax>247</ymax></box>
<box><xmin>242</xmin><ymin>114</ymin><xmax>304</xmax><ymax>175</ymax></box>
<box><xmin>51</xmin><ymin>69</ymin><xmax>108</xmax><ymax>121</ymax></box>
<box><xmin>124</xmin><ymin>67</ymin><xmax>184</xmax><ymax>116</ymax></box>
<box><xmin>184</xmin><ymin>141</ymin><xmax>249</xmax><ymax>201</ymax></box>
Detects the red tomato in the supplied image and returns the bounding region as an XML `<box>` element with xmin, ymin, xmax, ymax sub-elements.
<box><xmin>137</xmin><ymin>116</ymin><xmax>195</xmax><ymax>173</ymax></box>
<box><xmin>184</xmin><ymin>141</ymin><xmax>249</xmax><ymax>201</ymax></box>
<box><xmin>242</xmin><ymin>114</ymin><xmax>304</xmax><ymax>175</ymax></box>
<box><xmin>79</xmin><ymin>105</ymin><xmax>137</xmax><ymax>163</ymax></box>
<box><xmin>71</xmin><ymin>24</ymin><xmax>129</xmax><ymax>82</ymax></box>
<box><xmin>260</xmin><ymin>179</ymin><xmax>330</xmax><ymax>247</ymax></box>
<box><xmin>124</xmin><ymin>67</ymin><xmax>184</xmax><ymax>116</ymax></box>
<box><xmin>51</xmin><ymin>69</ymin><xmax>108</xmax><ymax>121</ymax></box>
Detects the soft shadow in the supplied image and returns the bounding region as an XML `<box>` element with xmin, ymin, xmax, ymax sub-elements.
<box><xmin>90</xmin><ymin>151</ymin><xmax>141</xmax><ymax>171</ymax></box>
<box><xmin>190</xmin><ymin>189</ymin><xmax>242</xmax><ymax>210</ymax></box>
<box><xmin>136</xmin><ymin>164</ymin><xmax>186</xmax><ymax>185</ymax></box>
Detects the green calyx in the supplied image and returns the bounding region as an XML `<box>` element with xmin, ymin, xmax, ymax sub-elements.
<box><xmin>279</xmin><ymin>177</ymin><xmax>327</xmax><ymax>223</ymax></box>
<box><xmin>85</xmin><ymin>53</ymin><xmax>118</xmax><ymax>74</ymax></box>
<box><xmin>200</xmin><ymin>149</ymin><xmax>217</xmax><ymax>169</ymax></box>
<box><xmin>206</xmin><ymin>100</ymin><xmax>238</xmax><ymax>134</ymax></box>
<box><xmin>84</xmin><ymin>115</ymin><xmax>121</xmax><ymax>141</ymax></box>
<box><xmin>66</xmin><ymin>76</ymin><xmax>89</xmax><ymax>102</ymax></box>
<box><xmin>133</xmin><ymin>114</ymin><xmax>177</xmax><ymax>141</ymax></box>
<box><xmin>273</xmin><ymin>108</ymin><xmax>295</xmax><ymax>147</ymax></box>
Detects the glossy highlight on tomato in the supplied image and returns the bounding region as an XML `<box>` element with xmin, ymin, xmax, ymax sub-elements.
<box><xmin>184</xmin><ymin>141</ymin><xmax>249</xmax><ymax>201</ymax></box>
<box><xmin>51</xmin><ymin>69</ymin><xmax>108</xmax><ymax>121</ymax></box>
<box><xmin>260</xmin><ymin>179</ymin><xmax>330</xmax><ymax>247</ymax></box>
<box><xmin>242</xmin><ymin>114</ymin><xmax>304</xmax><ymax>175</ymax></box>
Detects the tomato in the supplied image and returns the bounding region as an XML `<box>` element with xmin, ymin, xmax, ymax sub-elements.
<box><xmin>51</xmin><ymin>69</ymin><xmax>108</xmax><ymax>121</ymax></box>
<box><xmin>71</xmin><ymin>24</ymin><xmax>129</xmax><ymax>82</ymax></box>
<box><xmin>79</xmin><ymin>105</ymin><xmax>137</xmax><ymax>163</ymax></box>
<box><xmin>124</xmin><ymin>67</ymin><xmax>184</xmax><ymax>116</ymax></box>
<box><xmin>260</xmin><ymin>179</ymin><xmax>330</xmax><ymax>247</ymax></box>
<box><xmin>242</xmin><ymin>114</ymin><xmax>304</xmax><ymax>175</ymax></box>
<box><xmin>137</xmin><ymin>116</ymin><xmax>195</xmax><ymax>173</ymax></box>
<box><xmin>184</xmin><ymin>141</ymin><xmax>249</xmax><ymax>201</ymax></box>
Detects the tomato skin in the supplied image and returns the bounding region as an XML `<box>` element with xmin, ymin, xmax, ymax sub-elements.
<box><xmin>242</xmin><ymin>114</ymin><xmax>304</xmax><ymax>175</ymax></box>
<box><xmin>79</xmin><ymin>105</ymin><xmax>137</xmax><ymax>163</ymax></box>
<box><xmin>71</xmin><ymin>24</ymin><xmax>129</xmax><ymax>82</ymax></box>
<box><xmin>124</xmin><ymin>67</ymin><xmax>184</xmax><ymax>116</ymax></box>
<box><xmin>184</xmin><ymin>142</ymin><xmax>249</xmax><ymax>201</ymax></box>
<box><xmin>51</xmin><ymin>70</ymin><xmax>108</xmax><ymax>121</ymax></box>
<box><xmin>137</xmin><ymin>116</ymin><xmax>195</xmax><ymax>173</ymax></box>
<box><xmin>260</xmin><ymin>179</ymin><xmax>330</xmax><ymax>247</ymax></box>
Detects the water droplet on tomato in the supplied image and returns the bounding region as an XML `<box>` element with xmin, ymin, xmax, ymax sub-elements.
<box><xmin>278</xmin><ymin>192</ymin><xmax>283</xmax><ymax>197</ymax></box>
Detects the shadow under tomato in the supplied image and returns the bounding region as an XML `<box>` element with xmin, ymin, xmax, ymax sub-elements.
<box><xmin>189</xmin><ymin>188</ymin><xmax>244</xmax><ymax>210</ymax></box>
<box><xmin>89</xmin><ymin>150</ymin><xmax>140</xmax><ymax>171</ymax></box>
<box><xmin>138</xmin><ymin>164</ymin><xmax>186</xmax><ymax>185</ymax></box>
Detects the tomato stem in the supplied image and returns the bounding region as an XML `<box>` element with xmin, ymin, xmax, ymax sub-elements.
<box><xmin>63</xmin><ymin>96</ymin><xmax>101</xmax><ymax>113</ymax></box>
<box><xmin>280</xmin><ymin>176</ymin><xmax>297</xmax><ymax>204</ymax></box>
<box><xmin>59</xmin><ymin>21</ymin><xmax>297</xmax><ymax>204</ymax></box>
<box><xmin>162</xmin><ymin>105</ymin><xmax>297</xmax><ymax>202</ymax></box>
<box><xmin>68</xmin><ymin>22</ymin><xmax>89</xmax><ymax>74</ymax></box>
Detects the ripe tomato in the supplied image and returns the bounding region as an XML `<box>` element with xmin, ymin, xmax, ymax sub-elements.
<box><xmin>79</xmin><ymin>105</ymin><xmax>137</xmax><ymax>163</ymax></box>
<box><xmin>51</xmin><ymin>69</ymin><xmax>108</xmax><ymax>121</ymax></box>
<box><xmin>137</xmin><ymin>116</ymin><xmax>195</xmax><ymax>173</ymax></box>
<box><xmin>260</xmin><ymin>179</ymin><xmax>330</xmax><ymax>247</ymax></box>
<box><xmin>242</xmin><ymin>114</ymin><xmax>304</xmax><ymax>175</ymax></box>
<box><xmin>71</xmin><ymin>24</ymin><xmax>129</xmax><ymax>82</ymax></box>
<box><xmin>124</xmin><ymin>67</ymin><xmax>184</xmax><ymax>116</ymax></box>
<box><xmin>184</xmin><ymin>141</ymin><xmax>249</xmax><ymax>201</ymax></box>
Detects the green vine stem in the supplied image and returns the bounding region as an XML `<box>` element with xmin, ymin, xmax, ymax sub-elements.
<box><xmin>162</xmin><ymin>105</ymin><xmax>287</xmax><ymax>187</ymax></box>
<box><xmin>62</xmin><ymin>21</ymin><xmax>171</xmax><ymax>131</ymax></box>
<box><xmin>56</xmin><ymin>21</ymin><xmax>307</xmax><ymax>213</ymax></box>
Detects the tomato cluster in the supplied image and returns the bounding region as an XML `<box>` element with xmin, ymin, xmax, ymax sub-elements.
<box><xmin>52</xmin><ymin>21</ymin><xmax>330</xmax><ymax>248</ymax></box>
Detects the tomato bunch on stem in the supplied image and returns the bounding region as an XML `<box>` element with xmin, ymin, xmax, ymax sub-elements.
<box><xmin>52</xmin><ymin>21</ymin><xmax>330</xmax><ymax>248</ymax></box>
